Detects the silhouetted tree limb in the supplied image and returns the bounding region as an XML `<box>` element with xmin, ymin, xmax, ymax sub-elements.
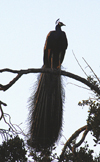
<box><xmin>82</xmin><ymin>57</ymin><xmax>100</xmax><ymax>83</ymax></box>
<box><xmin>72</xmin><ymin>126</ymin><xmax>89</xmax><ymax>156</ymax></box>
<box><xmin>0</xmin><ymin>100</ymin><xmax>26</xmax><ymax>141</ymax></box>
<box><xmin>59</xmin><ymin>125</ymin><xmax>91</xmax><ymax>162</ymax></box>
<box><xmin>0</xmin><ymin>101</ymin><xmax>7</xmax><ymax>120</ymax></box>
<box><xmin>0</xmin><ymin>68</ymin><xmax>100</xmax><ymax>94</ymax></box>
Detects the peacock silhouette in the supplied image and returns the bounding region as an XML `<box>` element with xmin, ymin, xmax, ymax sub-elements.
<box><xmin>28</xmin><ymin>19</ymin><xmax>68</xmax><ymax>151</ymax></box>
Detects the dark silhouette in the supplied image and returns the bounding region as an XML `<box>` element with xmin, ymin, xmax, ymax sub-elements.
<box><xmin>28</xmin><ymin>19</ymin><xmax>68</xmax><ymax>151</ymax></box>
<box><xmin>44</xmin><ymin>19</ymin><xmax>68</xmax><ymax>68</ymax></box>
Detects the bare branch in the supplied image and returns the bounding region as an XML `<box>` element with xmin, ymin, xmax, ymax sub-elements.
<box><xmin>82</xmin><ymin>57</ymin><xmax>100</xmax><ymax>83</ymax></box>
<box><xmin>0</xmin><ymin>101</ymin><xmax>7</xmax><ymax>120</ymax></box>
<box><xmin>72</xmin><ymin>51</ymin><xmax>88</xmax><ymax>77</ymax></box>
<box><xmin>72</xmin><ymin>127</ymin><xmax>89</xmax><ymax>155</ymax></box>
<box><xmin>0</xmin><ymin>72</ymin><xmax>22</xmax><ymax>91</ymax></box>
<box><xmin>0</xmin><ymin>101</ymin><xmax>7</xmax><ymax>107</ymax></box>
<box><xmin>59</xmin><ymin>125</ymin><xmax>90</xmax><ymax>162</ymax></box>
<box><xmin>0</xmin><ymin>100</ymin><xmax>26</xmax><ymax>141</ymax></box>
<box><xmin>2</xmin><ymin>112</ymin><xmax>25</xmax><ymax>136</ymax></box>
<box><xmin>61</xmin><ymin>70</ymin><xmax>100</xmax><ymax>95</ymax></box>
<box><xmin>0</xmin><ymin>68</ymin><xmax>100</xmax><ymax>95</ymax></box>
<box><xmin>0</xmin><ymin>129</ymin><xmax>12</xmax><ymax>141</ymax></box>
<box><xmin>67</xmin><ymin>82</ymin><xmax>90</xmax><ymax>91</ymax></box>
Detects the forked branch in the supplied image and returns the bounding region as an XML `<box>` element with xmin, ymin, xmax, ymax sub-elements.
<box><xmin>0</xmin><ymin>68</ymin><xmax>100</xmax><ymax>94</ymax></box>
<box><xmin>59</xmin><ymin>125</ymin><xmax>91</xmax><ymax>161</ymax></box>
<box><xmin>0</xmin><ymin>100</ymin><xmax>26</xmax><ymax>141</ymax></box>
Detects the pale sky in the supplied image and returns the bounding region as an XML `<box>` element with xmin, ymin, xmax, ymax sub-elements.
<box><xmin>0</xmin><ymin>0</ymin><xmax>100</xmax><ymax>160</ymax></box>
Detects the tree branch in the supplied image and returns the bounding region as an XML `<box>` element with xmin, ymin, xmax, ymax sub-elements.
<box><xmin>0</xmin><ymin>101</ymin><xmax>7</xmax><ymax>120</ymax></box>
<box><xmin>72</xmin><ymin>127</ymin><xmax>89</xmax><ymax>155</ymax></box>
<box><xmin>0</xmin><ymin>100</ymin><xmax>26</xmax><ymax>141</ymax></box>
<box><xmin>82</xmin><ymin>57</ymin><xmax>100</xmax><ymax>83</ymax></box>
<box><xmin>59</xmin><ymin>125</ymin><xmax>91</xmax><ymax>162</ymax></box>
<box><xmin>0</xmin><ymin>68</ymin><xmax>100</xmax><ymax>94</ymax></box>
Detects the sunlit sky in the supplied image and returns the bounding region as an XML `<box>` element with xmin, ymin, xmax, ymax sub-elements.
<box><xmin>0</xmin><ymin>0</ymin><xmax>100</xmax><ymax>160</ymax></box>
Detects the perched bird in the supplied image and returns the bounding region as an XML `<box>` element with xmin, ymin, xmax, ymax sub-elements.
<box><xmin>28</xmin><ymin>19</ymin><xmax>68</xmax><ymax>151</ymax></box>
<box><xmin>44</xmin><ymin>19</ymin><xmax>68</xmax><ymax>68</ymax></box>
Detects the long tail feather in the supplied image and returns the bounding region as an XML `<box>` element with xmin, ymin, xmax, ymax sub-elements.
<box><xmin>28</xmin><ymin>66</ymin><xmax>64</xmax><ymax>150</ymax></box>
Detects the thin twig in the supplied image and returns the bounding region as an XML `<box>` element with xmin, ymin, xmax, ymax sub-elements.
<box><xmin>13</xmin><ymin>123</ymin><xmax>26</xmax><ymax>136</ymax></box>
<box><xmin>0</xmin><ymin>101</ymin><xmax>26</xmax><ymax>141</ymax></box>
<box><xmin>67</xmin><ymin>82</ymin><xmax>90</xmax><ymax>91</ymax></box>
<box><xmin>72</xmin><ymin>50</ymin><xmax>88</xmax><ymax>77</ymax></box>
<box><xmin>82</xmin><ymin>57</ymin><xmax>100</xmax><ymax>83</ymax></box>
<box><xmin>2</xmin><ymin>113</ymin><xmax>25</xmax><ymax>135</ymax></box>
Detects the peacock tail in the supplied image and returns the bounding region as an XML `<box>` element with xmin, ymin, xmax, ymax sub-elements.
<box><xmin>28</xmin><ymin>66</ymin><xmax>64</xmax><ymax>150</ymax></box>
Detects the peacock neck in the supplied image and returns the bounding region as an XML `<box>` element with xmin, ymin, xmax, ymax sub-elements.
<box><xmin>55</xmin><ymin>25</ymin><xmax>61</xmax><ymax>31</ymax></box>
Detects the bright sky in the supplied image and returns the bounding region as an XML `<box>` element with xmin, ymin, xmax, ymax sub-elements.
<box><xmin>0</xmin><ymin>0</ymin><xmax>100</xmax><ymax>160</ymax></box>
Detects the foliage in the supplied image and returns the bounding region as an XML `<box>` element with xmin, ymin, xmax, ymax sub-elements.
<box><xmin>28</xmin><ymin>144</ymin><xmax>58</xmax><ymax>161</ymax></box>
<box><xmin>62</xmin><ymin>142</ymin><xmax>94</xmax><ymax>162</ymax></box>
<box><xmin>87</xmin><ymin>101</ymin><xmax>100</xmax><ymax>145</ymax></box>
<box><xmin>0</xmin><ymin>135</ymin><xmax>27</xmax><ymax>162</ymax></box>
<box><xmin>28</xmin><ymin>141</ymin><xmax>100</xmax><ymax>162</ymax></box>
<box><xmin>87</xmin><ymin>76</ymin><xmax>100</xmax><ymax>99</ymax></box>
<box><xmin>79</xmin><ymin>76</ymin><xmax>100</xmax><ymax>145</ymax></box>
